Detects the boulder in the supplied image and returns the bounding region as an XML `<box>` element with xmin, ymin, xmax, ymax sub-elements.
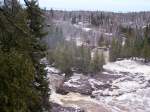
<box><xmin>61</xmin><ymin>74</ymin><xmax>94</xmax><ymax>95</ymax></box>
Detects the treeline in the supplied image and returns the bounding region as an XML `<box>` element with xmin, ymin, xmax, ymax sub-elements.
<box><xmin>0</xmin><ymin>0</ymin><xmax>50</xmax><ymax>112</ymax></box>
<box><xmin>110</xmin><ymin>25</ymin><xmax>150</xmax><ymax>62</ymax></box>
<box><xmin>91</xmin><ymin>12</ymin><xmax>110</xmax><ymax>27</ymax></box>
<box><xmin>70</xmin><ymin>12</ymin><xmax>111</xmax><ymax>26</ymax></box>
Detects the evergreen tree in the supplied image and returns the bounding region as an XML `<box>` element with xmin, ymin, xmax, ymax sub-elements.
<box><xmin>53</xmin><ymin>43</ymin><xmax>74</xmax><ymax>77</ymax></box>
<box><xmin>98</xmin><ymin>35</ymin><xmax>105</xmax><ymax>47</ymax></box>
<box><xmin>90</xmin><ymin>51</ymin><xmax>105</xmax><ymax>73</ymax></box>
<box><xmin>132</xmin><ymin>37</ymin><xmax>143</xmax><ymax>59</ymax></box>
<box><xmin>71</xmin><ymin>16</ymin><xmax>77</xmax><ymax>24</ymax></box>
<box><xmin>50</xmin><ymin>8</ymin><xmax>54</xmax><ymax>18</ymax></box>
<box><xmin>0</xmin><ymin>0</ymin><xmax>50</xmax><ymax>112</ymax></box>
<box><xmin>25</xmin><ymin>0</ymin><xmax>50</xmax><ymax>111</ymax></box>
<box><xmin>142</xmin><ymin>38</ymin><xmax>150</xmax><ymax>62</ymax></box>
<box><xmin>0</xmin><ymin>50</ymin><xmax>38</xmax><ymax>112</ymax></box>
<box><xmin>110</xmin><ymin>38</ymin><xmax>121</xmax><ymax>61</ymax></box>
<box><xmin>75</xmin><ymin>46</ymin><xmax>91</xmax><ymax>73</ymax></box>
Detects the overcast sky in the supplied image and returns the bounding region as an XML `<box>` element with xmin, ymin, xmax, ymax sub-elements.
<box><xmin>27</xmin><ymin>0</ymin><xmax>150</xmax><ymax>12</ymax></box>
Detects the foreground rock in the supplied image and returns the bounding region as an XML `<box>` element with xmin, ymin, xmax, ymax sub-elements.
<box><xmin>61</xmin><ymin>73</ymin><xmax>94</xmax><ymax>95</ymax></box>
<box><xmin>60</xmin><ymin>73</ymin><xmax>119</xmax><ymax>96</ymax></box>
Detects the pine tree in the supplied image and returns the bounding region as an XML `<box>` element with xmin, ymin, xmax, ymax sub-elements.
<box><xmin>0</xmin><ymin>2</ymin><xmax>40</xmax><ymax>111</ymax></box>
<box><xmin>90</xmin><ymin>51</ymin><xmax>105</xmax><ymax>73</ymax></box>
<box><xmin>0</xmin><ymin>0</ymin><xmax>50</xmax><ymax>112</ymax></box>
<box><xmin>98</xmin><ymin>35</ymin><xmax>105</xmax><ymax>47</ymax></box>
<box><xmin>50</xmin><ymin>8</ymin><xmax>54</xmax><ymax>18</ymax></box>
<box><xmin>53</xmin><ymin>43</ymin><xmax>74</xmax><ymax>77</ymax></box>
<box><xmin>71</xmin><ymin>16</ymin><xmax>77</xmax><ymax>24</ymax></box>
<box><xmin>25</xmin><ymin>0</ymin><xmax>50</xmax><ymax>111</ymax></box>
<box><xmin>0</xmin><ymin>50</ymin><xmax>38</xmax><ymax>112</ymax></box>
<box><xmin>76</xmin><ymin>46</ymin><xmax>91</xmax><ymax>73</ymax></box>
<box><xmin>142</xmin><ymin>38</ymin><xmax>150</xmax><ymax>62</ymax></box>
<box><xmin>110</xmin><ymin>38</ymin><xmax>121</xmax><ymax>61</ymax></box>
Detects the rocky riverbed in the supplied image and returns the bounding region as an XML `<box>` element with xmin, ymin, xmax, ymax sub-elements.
<box><xmin>41</xmin><ymin>58</ymin><xmax>150</xmax><ymax>112</ymax></box>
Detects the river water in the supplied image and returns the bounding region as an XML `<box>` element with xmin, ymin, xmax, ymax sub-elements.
<box><xmin>41</xmin><ymin>58</ymin><xmax>150</xmax><ymax>112</ymax></box>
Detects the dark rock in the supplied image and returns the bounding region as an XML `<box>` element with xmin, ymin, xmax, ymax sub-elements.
<box><xmin>56</xmin><ymin>86</ymin><xmax>69</xmax><ymax>95</ymax></box>
<box><xmin>58</xmin><ymin>73</ymin><xmax>121</xmax><ymax>96</ymax></box>
<box><xmin>50</xmin><ymin>103</ymin><xmax>84</xmax><ymax>112</ymax></box>
<box><xmin>92</xmin><ymin>73</ymin><xmax>121</xmax><ymax>82</ymax></box>
<box><xmin>94</xmin><ymin>83</ymin><xmax>112</xmax><ymax>90</ymax></box>
<box><xmin>90</xmin><ymin>95</ymin><xmax>96</xmax><ymax>98</ymax></box>
<box><xmin>62</xmin><ymin>84</ymin><xmax>93</xmax><ymax>95</ymax></box>
<box><xmin>62</xmin><ymin>76</ymin><xmax>94</xmax><ymax>95</ymax></box>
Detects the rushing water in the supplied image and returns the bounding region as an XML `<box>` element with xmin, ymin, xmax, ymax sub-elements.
<box><xmin>46</xmin><ymin>68</ymin><xmax>111</xmax><ymax>112</ymax></box>
<box><xmin>50</xmin><ymin>91</ymin><xmax>110</xmax><ymax>112</ymax></box>
<box><xmin>41</xmin><ymin>58</ymin><xmax>150</xmax><ymax>112</ymax></box>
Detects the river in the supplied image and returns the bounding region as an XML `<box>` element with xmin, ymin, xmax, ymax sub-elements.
<box><xmin>41</xmin><ymin>58</ymin><xmax>150</xmax><ymax>112</ymax></box>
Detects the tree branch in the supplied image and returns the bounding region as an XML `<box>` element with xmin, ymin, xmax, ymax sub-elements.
<box><xmin>0</xmin><ymin>7</ymin><xmax>31</xmax><ymax>37</ymax></box>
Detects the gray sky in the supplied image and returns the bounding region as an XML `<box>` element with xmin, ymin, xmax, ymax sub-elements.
<box><xmin>27</xmin><ymin>0</ymin><xmax>150</xmax><ymax>12</ymax></box>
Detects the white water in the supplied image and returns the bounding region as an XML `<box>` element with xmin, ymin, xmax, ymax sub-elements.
<box><xmin>46</xmin><ymin>67</ymin><xmax>111</xmax><ymax>112</ymax></box>
<box><xmin>99</xmin><ymin>59</ymin><xmax>150</xmax><ymax>112</ymax></box>
<box><xmin>50</xmin><ymin>91</ymin><xmax>110</xmax><ymax>112</ymax></box>
<box><xmin>41</xmin><ymin>58</ymin><xmax>150</xmax><ymax>112</ymax></box>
